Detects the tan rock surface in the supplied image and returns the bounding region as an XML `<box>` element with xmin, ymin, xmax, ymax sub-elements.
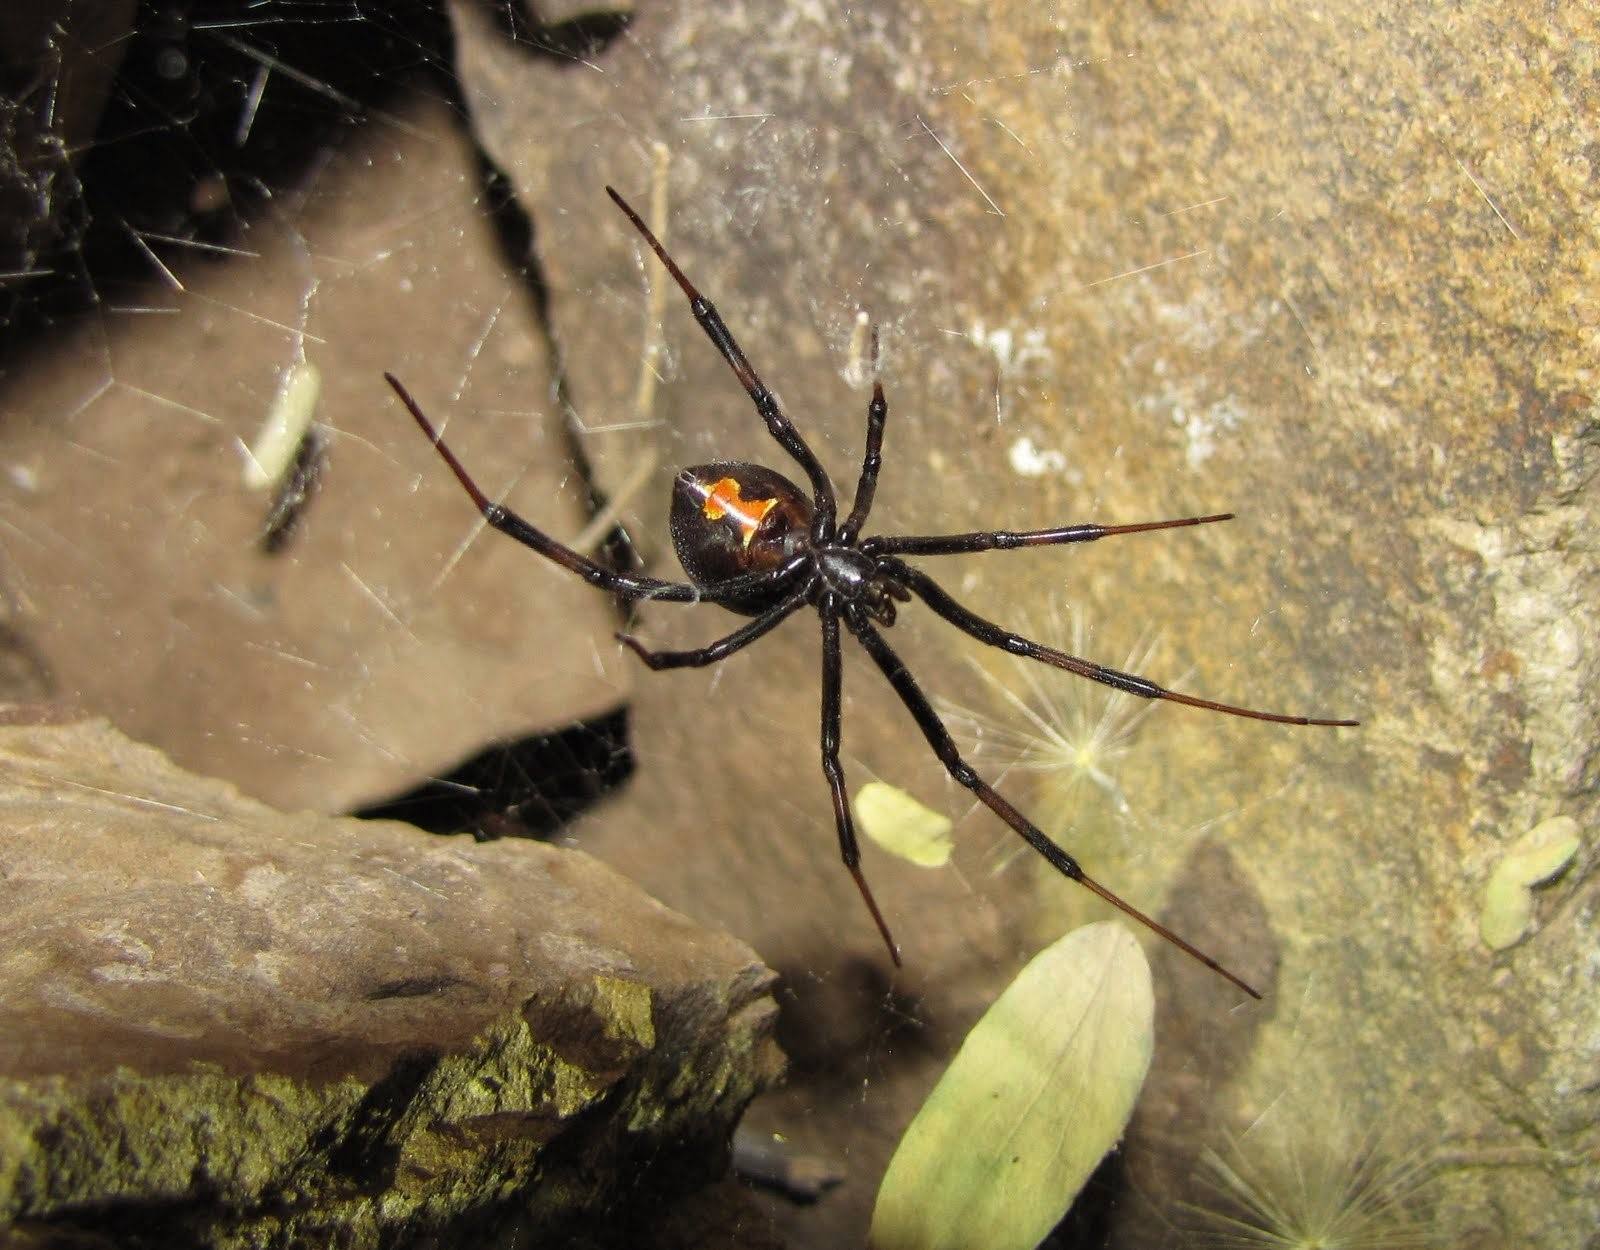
<box><xmin>447</xmin><ymin>4</ymin><xmax>1598</xmax><ymax>1246</ymax></box>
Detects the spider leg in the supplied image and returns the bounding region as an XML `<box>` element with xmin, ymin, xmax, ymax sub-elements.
<box><xmin>616</xmin><ymin>580</ymin><xmax>813</xmax><ymax>670</ymax></box>
<box><xmin>394</xmin><ymin>376</ymin><xmax>797</xmax><ymax>609</ymax></box>
<box><xmin>863</xmin><ymin>512</ymin><xmax>1234</xmax><ymax>557</ymax></box>
<box><xmin>884</xmin><ymin>557</ymin><xmax>1358</xmax><ymax>727</ymax></box>
<box><xmin>821</xmin><ymin>599</ymin><xmax>902</xmax><ymax>966</ymax></box>
<box><xmin>837</xmin><ymin>326</ymin><xmax>885</xmax><ymax>545</ymax></box>
<box><xmin>605</xmin><ymin>187</ymin><xmax>839</xmax><ymax>534</ymax></box>
<box><xmin>844</xmin><ymin>609</ymin><xmax>1261</xmax><ymax>999</ymax></box>
<box><xmin>693</xmin><ymin>556</ymin><xmax>817</xmax><ymax>606</ymax></box>
<box><xmin>388</xmin><ymin>373</ymin><xmax>699</xmax><ymax>601</ymax></box>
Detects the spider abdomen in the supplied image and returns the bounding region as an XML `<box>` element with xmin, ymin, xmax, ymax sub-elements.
<box><xmin>670</xmin><ymin>462</ymin><xmax>813</xmax><ymax>613</ymax></box>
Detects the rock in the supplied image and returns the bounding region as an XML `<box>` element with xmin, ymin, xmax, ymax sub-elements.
<box><xmin>0</xmin><ymin>88</ymin><xmax>631</xmax><ymax>817</ymax></box>
<box><xmin>443</xmin><ymin>3</ymin><xmax>1600</xmax><ymax>1246</ymax></box>
<box><xmin>0</xmin><ymin>719</ymin><xmax>783</xmax><ymax>1248</ymax></box>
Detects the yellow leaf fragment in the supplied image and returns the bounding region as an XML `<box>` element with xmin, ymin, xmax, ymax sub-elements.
<box><xmin>855</xmin><ymin>781</ymin><xmax>954</xmax><ymax>868</ymax></box>
<box><xmin>244</xmin><ymin>361</ymin><xmax>322</xmax><ymax>490</ymax></box>
<box><xmin>1480</xmin><ymin>816</ymin><xmax>1581</xmax><ymax>951</ymax></box>
<box><xmin>870</xmin><ymin>922</ymin><xmax>1154</xmax><ymax>1250</ymax></box>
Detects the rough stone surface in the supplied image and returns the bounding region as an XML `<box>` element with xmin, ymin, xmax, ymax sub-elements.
<box><xmin>0</xmin><ymin>719</ymin><xmax>782</xmax><ymax>1248</ymax></box>
<box><xmin>448</xmin><ymin>3</ymin><xmax>1598</xmax><ymax>1246</ymax></box>
<box><xmin>0</xmin><ymin>89</ymin><xmax>628</xmax><ymax>815</ymax></box>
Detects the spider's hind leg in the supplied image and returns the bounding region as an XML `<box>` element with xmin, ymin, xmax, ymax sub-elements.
<box><xmin>615</xmin><ymin>584</ymin><xmax>811</xmax><ymax>670</ymax></box>
<box><xmin>386</xmin><ymin>373</ymin><xmax>701</xmax><ymax>603</ymax></box>
<box><xmin>844</xmin><ymin>607</ymin><xmax>1262</xmax><ymax>998</ymax></box>
<box><xmin>886</xmin><ymin>557</ymin><xmax>1357</xmax><ymax>727</ymax></box>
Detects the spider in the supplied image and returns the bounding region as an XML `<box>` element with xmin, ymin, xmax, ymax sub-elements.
<box><xmin>384</xmin><ymin>185</ymin><xmax>1357</xmax><ymax>1000</ymax></box>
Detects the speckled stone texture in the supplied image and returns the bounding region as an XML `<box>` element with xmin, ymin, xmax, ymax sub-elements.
<box><xmin>446</xmin><ymin>3</ymin><xmax>1598</xmax><ymax>1246</ymax></box>
<box><xmin>0</xmin><ymin>719</ymin><xmax>782</xmax><ymax>1248</ymax></box>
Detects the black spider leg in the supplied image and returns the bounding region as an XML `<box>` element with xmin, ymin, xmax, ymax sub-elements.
<box><xmin>615</xmin><ymin>577</ymin><xmax>815</xmax><ymax>669</ymax></box>
<box><xmin>612</xmin><ymin>582</ymin><xmax>902</xmax><ymax>963</ymax></box>
<box><xmin>844</xmin><ymin>607</ymin><xmax>1261</xmax><ymax>999</ymax></box>
<box><xmin>882</xmin><ymin>557</ymin><xmax>1358</xmax><ymax>727</ymax></box>
<box><xmin>820</xmin><ymin>598</ymin><xmax>902</xmax><ymax>965</ymax></box>
<box><xmin>606</xmin><ymin>186</ymin><xmax>839</xmax><ymax>537</ymax></box>
<box><xmin>863</xmin><ymin>511</ymin><xmax>1236</xmax><ymax>557</ymax></box>
<box><xmin>837</xmin><ymin>327</ymin><xmax>885</xmax><ymax>546</ymax></box>
<box><xmin>388</xmin><ymin>373</ymin><xmax>797</xmax><ymax>607</ymax></box>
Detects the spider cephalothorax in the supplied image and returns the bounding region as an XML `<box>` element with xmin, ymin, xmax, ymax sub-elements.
<box><xmin>385</xmin><ymin>185</ymin><xmax>1356</xmax><ymax>1000</ymax></box>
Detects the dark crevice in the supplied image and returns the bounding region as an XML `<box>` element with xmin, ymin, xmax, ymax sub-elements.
<box><xmin>1040</xmin><ymin>1148</ymin><xmax>1127</xmax><ymax>1250</ymax></box>
<box><xmin>354</xmin><ymin>704</ymin><xmax>634</xmax><ymax>840</ymax></box>
<box><xmin>363</xmin><ymin>974</ymin><xmax>471</xmax><ymax>1002</ymax></box>
<box><xmin>476</xmin><ymin>150</ymin><xmax>645</xmax><ymax>600</ymax></box>
<box><xmin>322</xmin><ymin>1050</ymin><xmax>442</xmax><ymax>1183</ymax></box>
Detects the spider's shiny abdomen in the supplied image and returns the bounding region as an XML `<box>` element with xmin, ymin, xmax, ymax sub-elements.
<box><xmin>671</xmin><ymin>462</ymin><xmax>813</xmax><ymax>614</ymax></box>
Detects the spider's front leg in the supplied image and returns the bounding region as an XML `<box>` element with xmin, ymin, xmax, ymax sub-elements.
<box><xmin>861</xmin><ymin>511</ymin><xmax>1236</xmax><ymax>557</ymax></box>
<box><xmin>606</xmin><ymin>186</ymin><xmax>839</xmax><ymax>532</ymax></box>
<box><xmin>838</xmin><ymin>327</ymin><xmax>886</xmax><ymax>545</ymax></box>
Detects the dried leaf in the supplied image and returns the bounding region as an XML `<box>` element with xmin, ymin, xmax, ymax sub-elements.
<box><xmin>1480</xmin><ymin>816</ymin><xmax>1581</xmax><ymax>951</ymax></box>
<box><xmin>855</xmin><ymin>781</ymin><xmax>954</xmax><ymax>867</ymax></box>
<box><xmin>871</xmin><ymin>922</ymin><xmax>1154</xmax><ymax>1250</ymax></box>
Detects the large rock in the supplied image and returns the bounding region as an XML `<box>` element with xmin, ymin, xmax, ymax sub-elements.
<box><xmin>446</xmin><ymin>4</ymin><xmax>1599</xmax><ymax>1247</ymax></box>
<box><xmin>0</xmin><ymin>87</ymin><xmax>630</xmax><ymax>816</ymax></box>
<box><xmin>0</xmin><ymin>718</ymin><xmax>782</xmax><ymax>1248</ymax></box>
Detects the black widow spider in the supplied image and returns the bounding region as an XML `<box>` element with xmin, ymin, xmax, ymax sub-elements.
<box><xmin>385</xmin><ymin>185</ymin><xmax>1357</xmax><ymax>1000</ymax></box>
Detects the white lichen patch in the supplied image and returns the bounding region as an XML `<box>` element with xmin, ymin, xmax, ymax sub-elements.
<box><xmin>1480</xmin><ymin>816</ymin><xmax>1582</xmax><ymax>951</ymax></box>
<box><xmin>967</xmin><ymin>319</ymin><xmax>1053</xmax><ymax>381</ymax></box>
<box><xmin>88</xmin><ymin>920</ymin><xmax>154</xmax><ymax>967</ymax></box>
<box><xmin>1149</xmin><ymin>287</ymin><xmax>1262</xmax><ymax>354</ymax></box>
<box><xmin>1007</xmin><ymin>435</ymin><xmax>1069</xmax><ymax>478</ymax></box>
<box><xmin>1168</xmin><ymin>395</ymin><xmax>1245</xmax><ymax>467</ymax></box>
<box><xmin>239</xmin><ymin>862</ymin><xmax>288</xmax><ymax>907</ymax></box>
<box><xmin>1421</xmin><ymin>509</ymin><xmax>1597</xmax><ymax>795</ymax></box>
